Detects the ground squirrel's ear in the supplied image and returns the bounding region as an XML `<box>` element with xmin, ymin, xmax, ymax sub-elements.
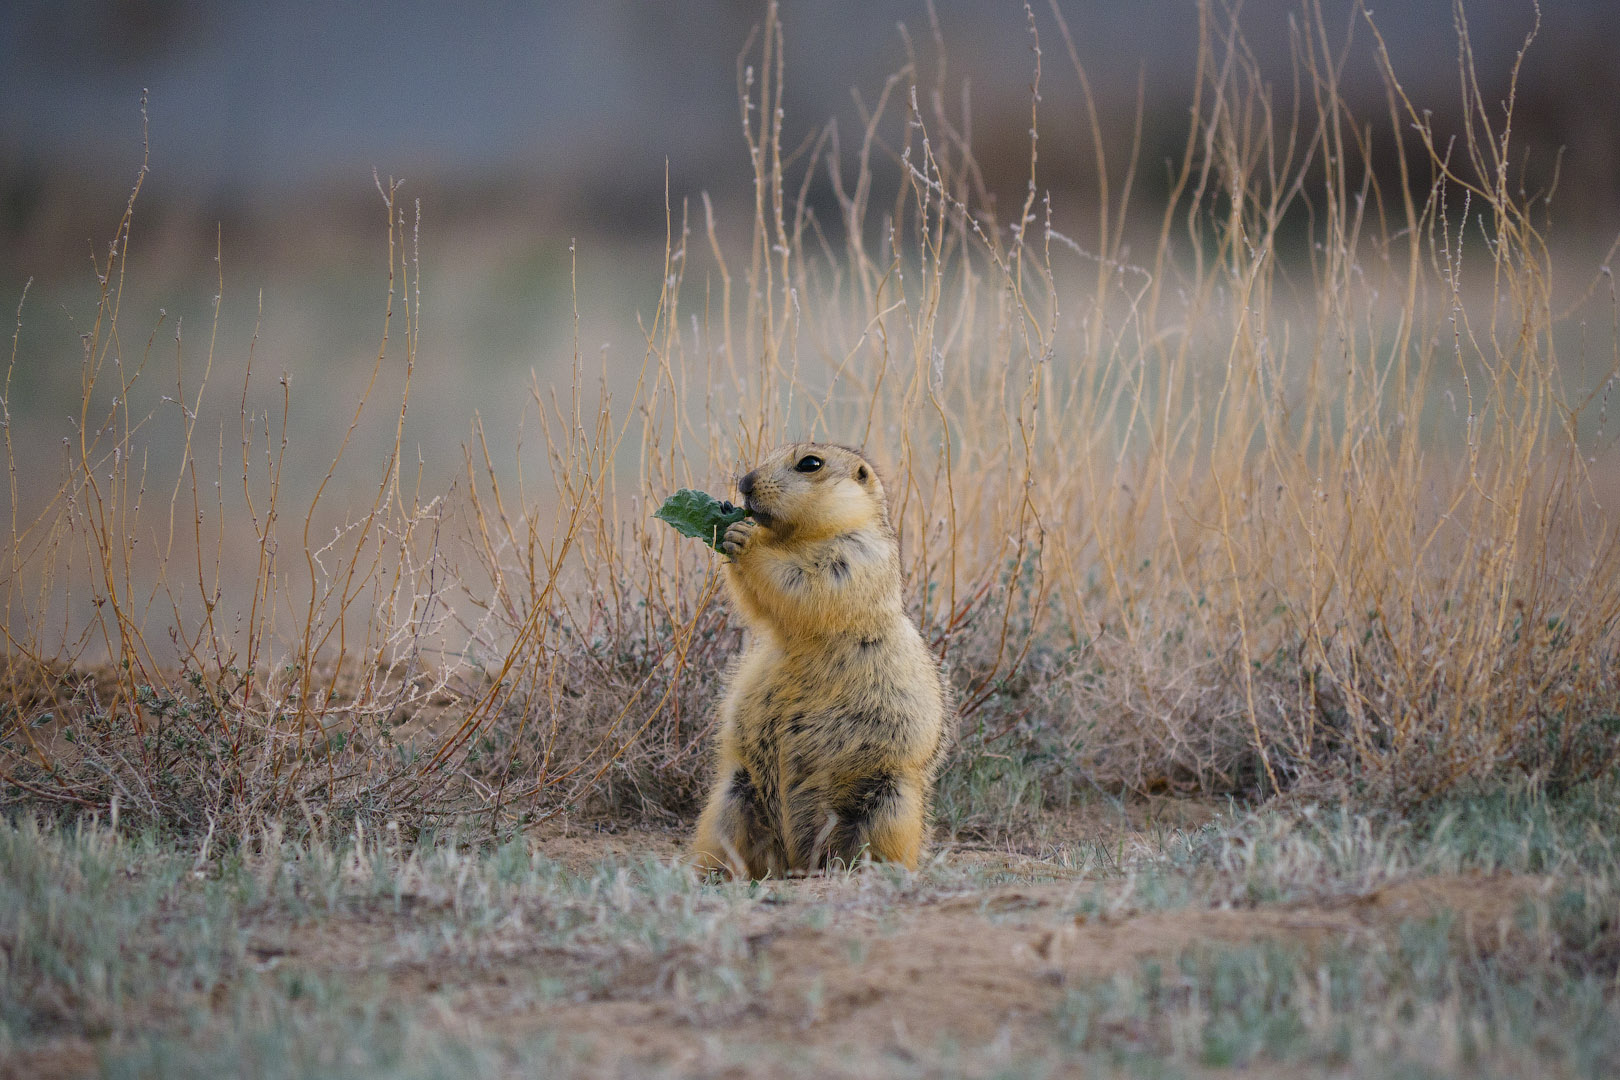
<box><xmin>856</xmin><ymin>465</ymin><xmax>869</xmax><ymax>482</ymax></box>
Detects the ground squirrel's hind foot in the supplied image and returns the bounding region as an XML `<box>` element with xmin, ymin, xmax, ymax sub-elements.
<box><xmin>859</xmin><ymin>776</ymin><xmax>927</xmax><ymax>868</ymax></box>
<box><xmin>787</xmin><ymin>771</ymin><xmax>927</xmax><ymax>871</ymax></box>
<box><xmin>691</xmin><ymin>765</ymin><xmax>783</xmax><ymax>879</ymax></box>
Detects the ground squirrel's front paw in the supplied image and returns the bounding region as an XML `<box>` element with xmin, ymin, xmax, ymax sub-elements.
<box><xmin>721</xmin><ymin>518</ymin><xmax>759</xmax><ymax>559</ymax></box>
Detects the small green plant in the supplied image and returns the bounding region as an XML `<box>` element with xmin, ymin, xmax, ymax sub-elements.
<box><xmin>653</xmin><ymin>489</ymin><xmax>749</xmax><ymax>554</ymax></box>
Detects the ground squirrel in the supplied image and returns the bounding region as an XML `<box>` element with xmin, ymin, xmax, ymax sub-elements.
<box><xmin>691</xmin><ymin>443</ymin><xmax>950</xmax><ymax>878</ymax></box>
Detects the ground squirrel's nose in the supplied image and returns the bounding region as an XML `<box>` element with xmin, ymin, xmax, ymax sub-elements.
<box><xmin>738</xmin><ymin>471</ymin><xmax>757</xmax><ymax>496</ymax></box>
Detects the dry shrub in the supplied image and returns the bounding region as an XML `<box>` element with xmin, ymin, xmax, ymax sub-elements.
<box><xmin>0</xmin><ymin>150</ymin><xmax>459</xmax><ymax>835</ymax></box>
<box><xmin>3</xmin><ymin>1</ymin><xmax>1617</xmax><ymax>836</ymax></box>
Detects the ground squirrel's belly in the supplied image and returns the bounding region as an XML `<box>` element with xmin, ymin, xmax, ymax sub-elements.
<box><xmin>728</xmin><ymin>631</ymin><xmax>944</xmax><ymax>779</ymax></box>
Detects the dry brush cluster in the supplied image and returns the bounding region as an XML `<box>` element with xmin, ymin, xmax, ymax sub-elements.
<box><xmin>2</xmin><ymin>0</ymin><xmax>1616</xmax><ymax>837</ymax></box>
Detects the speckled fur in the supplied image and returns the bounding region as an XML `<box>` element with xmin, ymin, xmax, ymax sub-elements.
<box><xmin>691</xmin><ymin>443</ymin><xmax>950</xmax><ymax>878</ymax></box>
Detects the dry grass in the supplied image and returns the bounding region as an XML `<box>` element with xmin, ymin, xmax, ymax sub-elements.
<box><xmin>2</xmin><ymin>0</ymin><xmax>1618</xmax><ymax>838</ymax></box>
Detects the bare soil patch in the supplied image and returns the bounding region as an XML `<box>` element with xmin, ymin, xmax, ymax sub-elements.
<box><xmin>522</xmin><ymin>870</ymin><xmax>1548</xmax><ymax>1077</ymax></box>
<box><xmin>156</xmin><ymin>823</ymin><xmax>1549</xmax><ymax>1079</ymax></box>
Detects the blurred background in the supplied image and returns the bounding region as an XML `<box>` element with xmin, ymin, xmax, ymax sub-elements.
<box><xmin>4</xmin><ymin>1</ymin><xmax>1616</xmax><ymax>262</ymax></box>
<box><xmin>1</xmin><ymin>0</ymin><xmax>1615</xmax><ymax>496</ymax></box>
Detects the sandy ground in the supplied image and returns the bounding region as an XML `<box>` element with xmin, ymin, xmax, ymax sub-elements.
<box><xmin>489</xmin><ymin>828</ymin><xmax>1546</xmax><ymax>1077</ymax></box>
<box><xmin>7</xmin><ymin>812</ymin><xmax>1555</xmax><ymax>1080</ymax></box>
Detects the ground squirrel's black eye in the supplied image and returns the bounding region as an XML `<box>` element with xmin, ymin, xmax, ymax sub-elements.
<box><xmin>855</xmin><ymin>466</ymin><xmax>869</xmax><ymax>482</ymax></box>
<box><xmin>794</xmin><ymin>455</ymin><xmax>824</xmax><ymax>473</ymax></box>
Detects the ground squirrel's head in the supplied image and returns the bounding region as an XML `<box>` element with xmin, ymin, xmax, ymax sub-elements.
<box><xmin>736</xmin><ymin>443</ymin><xmax>887</xmax><ymax>541</ymax></box>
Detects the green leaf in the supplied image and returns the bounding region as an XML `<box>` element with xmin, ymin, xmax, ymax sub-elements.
<box><xmin>654</xmin><ymin>489</ymin><xmax>749</xmax><ymax>553</ymax></box>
